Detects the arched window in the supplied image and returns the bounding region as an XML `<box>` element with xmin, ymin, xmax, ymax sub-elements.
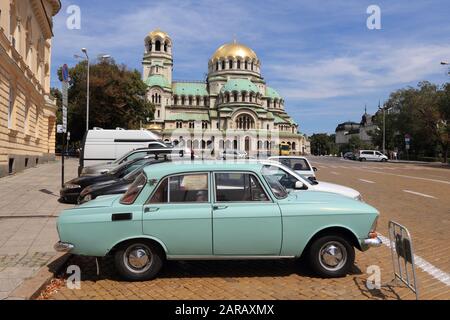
<box><xmin>181</xmin><ymin>96</ymin><xmax>185</xmax><ymax>105</ymax></box>
<box><xmin>201</xmin><ymin>140</ymin><xmax>206</xmax><ymax>149</ymax></box>
<box><xmin>202</xmin><ymin>121</ymin><xmax>208</xmax><ymax>129</ymax></box>
<box><xmin>242</xmin><ymin>92</ymin><xmax>246</xmax><ymax>102</ymax></box>
<box><xmin>292</xmin><ymin>142</ymin><xmax>296</xmax><ymax>150</ymax></box>
<box><xmin>204</xmin><ymin>97</ymin><xmax>208</xmax><ymax>106</ymax></box>
<box><xmin>158</xmin><ymin>95</ymin><xmax>161</xmax><ymax>104</ymax></box>
<box><xmin>233</xmin><ymin>92</ymin><xmax>238</xmax><ymax>102</ymax></box>
<box><xmin>251</xmin><ymin>62</ymin><xmax>254</xmax><ymax>70</ymax></box>
<box><xmin>237</xmin><ymin>60</ymin><xmax>241</xmax><ymax>69</ymax></box>
<box><xmin>267</xmin><ymin>100</ymin><xmax>270</xmax><ymax>108</ymax></box>
<box><xmin>155</xmin><ymin>40</ymin><xmax>161</xmax><ymax>51</ymax></box>
<box><xmin>164</xmin><ymin>42</ymin><xmax>168</xmax><ymax>52</ymax></box>
<box><xmin>216</xmin><ymin>62</ymin><xmax>219</xmax><ymax>71</ymax></box>
<box><xmin>189</xmin><ymin>121</ymin><xmax>194</xmax><ymax>129</ymax></box>
<box><xmin>221</xmin><ymin>60</ymin><xmax>225</xmax><ymax>70</ymax></box>
<box><xmin>176</xmin><ymin>121</ymin><xmax>182</xmax><ymax>129</ymax></box>
<box><xmin>245</xmin><ymin>61</ymin><xmax>248</xmax><ymax>69</ymax></box>
<box><xmin>196</xmin><ymin>96</ymin><xmax>200</xmax><ymax>105</ymax></box>
<box><xmin>235</xmin><ymin>114</ymin><xmax>255</xmax><ymax>130</ymax></box>
<box><xmin>189</xmin><ymin>96</ymin><xmax>193</xmax><ymax>105</ymax></box>
<box><xmin>229</xmin><ymin>60</ymin><xmax>233</xmax><ymax>69</ymax></box>
<box><xmin>151</xmin><ymin>94</ymin><xmax>155</xmax><ymax>103</ymax></box>
<box><xmin>148</xmin><ymin>41</ymin><xmax>152</xmax><ymax>51</ymax></box>
<box><xmin>174</xmin><ymin>95</ymin><xmax>178</xmax><ymax>105</ymax></box>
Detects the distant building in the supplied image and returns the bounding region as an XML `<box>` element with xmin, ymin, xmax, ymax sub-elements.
<box><xmin>335</xmin><ymin>110</ymin><xmax>378</xmax><ymax>145</ymax></box>
<box><xmin>0</xmin><ymin>0</ymin><xmax>61</xmax><ymax>177</ymax></box>
<box><xmin>142</xmin><ymin>29</ymin><xmax>310</xmax><ymax>156</ymax></box>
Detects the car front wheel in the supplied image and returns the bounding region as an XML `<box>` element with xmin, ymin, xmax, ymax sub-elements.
<box><xmin>308</xmin><ymin>235</ymin><xmax>355</xmax><ymax>278</ymax></box>
<box><xmin>114</xmin><ymin>241</ymin><xmax>164</xmax><ymax>281</ymax></box>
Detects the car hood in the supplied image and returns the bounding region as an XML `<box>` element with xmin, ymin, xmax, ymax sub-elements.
<box><xmin>82</xmin><ymin>163</ymin><xmax>116</xmax><ymax>175</ymax></box>
<box><xmin>284</xmin><ymin>190</ymin><xmax>377</xmax><ymax>214</ymax></box>
<box><xmin>310</xmin><ymin>181</ymin><xmax>360</xmax><ymax>199</ymax></box>
<box><xmin>76</xmin><ymin>194</ymin><xmax>122</xmax><ymax>209</ymax></box>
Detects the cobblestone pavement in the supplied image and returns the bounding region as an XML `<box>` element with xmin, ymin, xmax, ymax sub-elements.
<box><xmin>40</xmin><ymin>157</ymin><xmax>449</xmax><ymax>300</ymax></box>
<box><xmin>0</xmin><ymin>158</ymin><xmax>78</xmax><ymax>299</ymax></box>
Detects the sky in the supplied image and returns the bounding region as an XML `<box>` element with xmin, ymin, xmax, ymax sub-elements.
<box><xmin>50</xmin><ymin>0</ymin><xmax>450</xmax><ymax>135</ymax></box>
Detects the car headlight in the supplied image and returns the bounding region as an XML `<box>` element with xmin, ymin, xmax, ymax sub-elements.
<box><xmin>64</xmin><ymin>183</ymin><xmax>81</xmax><ymax>189</ymax></box>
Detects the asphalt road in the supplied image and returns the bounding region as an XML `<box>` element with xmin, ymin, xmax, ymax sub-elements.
<box><xmin>39</xmin><ymin>157</ymin><xmax>450</xmax><ymax>300</ymax></box>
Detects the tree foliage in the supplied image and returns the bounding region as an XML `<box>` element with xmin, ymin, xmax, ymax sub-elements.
<box><xmin>369</xmin><ymin>81</ymin><xmax>449</xmax><ymax>162</ymax></box>
<box><xmin>310</xmin><ymin>133</ymin><xmax>338</xmax><ymax>155</ymax></box>
<box><xmin>52</xmin><ymin>59</ymin><xmax>154</xmax><ymax>144</ymax></box>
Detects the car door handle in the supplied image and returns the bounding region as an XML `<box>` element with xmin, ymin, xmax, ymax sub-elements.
<box><xmin>213</xmin><ymin>205</ymin><xmax>228</xmax><ymax>210</ymax></box>
<box><xmin>144</xmin><ymin>207</ymin><xmax>159</xmax><ymax>213</ymax></box>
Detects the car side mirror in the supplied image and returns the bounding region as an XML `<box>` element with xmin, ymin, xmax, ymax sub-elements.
<box><xmin>313</xmin><ymin>167</ymin><xmax>318</xmax><ymax>172</ymax></box>
<box><xmin>294</xmin><ymin>181</ymin><xmax>307</xmax><ymax>190</ymax></box>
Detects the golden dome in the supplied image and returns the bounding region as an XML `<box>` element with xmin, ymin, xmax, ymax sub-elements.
<box><xmin>211</xmin><ymin>41</ymin><xmax>258</xmax><ymax>61</ymax></box>
<box><xmin>148</xmin><ymin>29</ymin><xmax>170</xmax><ymax>40</ymax></box>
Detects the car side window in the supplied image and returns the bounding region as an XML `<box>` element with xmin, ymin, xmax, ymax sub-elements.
<box><xmin>290</xmin><ymin>159</ymin><xmax>310</xmax><ymax>171</ymax></box>
<box><xmin>148</xmin><ymin>173</ymin><xmax>209</xmax><ymax>203</ymax></box>
<box><xmin>215</xmin><ymin>172</ymin><xmax>269</xmax><ymax>202</ymax></box>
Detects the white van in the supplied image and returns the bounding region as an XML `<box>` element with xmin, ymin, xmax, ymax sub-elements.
<box><xmin>79</xmin><ymin>128</ymin><xmax>164</xmax><ymax>173</ymax></box>
<box><xmin>358</xmin><ymin>150</ymin><xmax>388</xmax><ymax>162</ymax></box>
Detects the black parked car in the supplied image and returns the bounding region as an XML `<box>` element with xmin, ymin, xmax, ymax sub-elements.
<box><xmin>343</xmin><ymin>152</ymin><xmax>356</xmax><ymax>160</ymax></box>
<box><xmin>78</xmin><ymin>159</ymin><xmax>167</xmax><ymax>203</ymax></box>
<box><xmin>60</xmin><ymin>156</ymin><xmax>158</xmax><ymax>203</ymax></box>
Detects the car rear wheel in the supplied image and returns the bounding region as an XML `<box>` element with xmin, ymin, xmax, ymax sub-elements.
<box><xmin>359</xmin><ymin>158</ymin><xmax>366</xmax><ymax>162</ymax></box>
<box><xmin>114</xmin><ymin>241</ymin><xmax>164</xmax><ymax>281</ymax></box>
<box><xmin>308</xmin><ymin>235</ymin><xmax>355</xmax><ymax>278</ymax></box>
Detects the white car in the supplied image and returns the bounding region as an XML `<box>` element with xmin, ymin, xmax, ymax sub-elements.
<box><xmin>261</xmin><ymin>160</ymin><xmax>362</xmax><ymax>201</ymax></box>
<box><xmin>357</xmin><ymin>150</ymin><xmax>388</xmax><ymax>162</ymax></box>
<box><xmin>268</xmin><ymin>156</ymin><xmax>317</xmax><ymax>182</ymax></box>
<box><xmin>219</xmin><ymin>149</ymin><xmax>247</xmax><ymax>160</ymax></box>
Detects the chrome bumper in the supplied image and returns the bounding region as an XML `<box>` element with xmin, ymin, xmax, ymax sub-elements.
<box><xmin>54</xmin><ymin>241</ymin><xmax>74</xmax><ymax>252</ymax></box>
<box><xmin>363</xmin><ymin>237</ymin><xmax>383</xmax><ymax>247</ymax></box>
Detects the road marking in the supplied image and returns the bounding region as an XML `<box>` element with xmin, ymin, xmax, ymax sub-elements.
<box><xmin>354</xmin><ymin>169</ymin><xmax>450</xmax><ymax>185</ymax></box>
<box><xmin>379</xmin><ymin>235</ymin><xmax>450</xmax><ymax>287</ymax></box>
<box><xmin>358</xmin><ymin>179</ymin><xmax>375</xmax><ymax>184</ymax></box>
<box><xmin>330</xmin><ymin>171</ymin><xmax>340</xmax><ymax>175</ymax></box>
<box><xmin>403</xmin><ymin>190</ymin><xmax>437</xmax><ymax>199</ymax></box>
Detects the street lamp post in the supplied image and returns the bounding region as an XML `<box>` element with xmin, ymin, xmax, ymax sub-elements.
<box><xmin>81</xmin><ymin>48</ymin><xmax>90</xmax><ymax>132</ymax></box>
<box><xmin>74</xmin><ymin>51</ymin><xmax>111</xmax><ymax>132</ymax></box>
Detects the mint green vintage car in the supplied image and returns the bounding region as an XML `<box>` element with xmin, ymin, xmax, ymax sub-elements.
<box><xmin>55</xmin><ymin>161</ymin><xmax>382</xmax><ymax>281</ymax></box>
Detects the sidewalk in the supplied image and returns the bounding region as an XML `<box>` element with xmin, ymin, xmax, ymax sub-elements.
<box><xmin>0</xmin><ymin>158</ymin><xmax>78</xmax><ymax>299</ymax></box>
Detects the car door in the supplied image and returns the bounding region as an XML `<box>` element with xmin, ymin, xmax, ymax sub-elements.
<box><xmin>142</xmin><ymin>172</ymin><xmax>213</xmax><ymax>256</ymax></box>
<box><xmin>212</xmin><ymin>171</ymin><xmax>282</xmax><ymax>256</ymax></box>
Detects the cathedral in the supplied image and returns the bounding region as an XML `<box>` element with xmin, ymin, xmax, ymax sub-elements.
<box><xmin>143</xmin><ymin>29</ymin><xmax>309</xmax><ymax>156</ymax></box>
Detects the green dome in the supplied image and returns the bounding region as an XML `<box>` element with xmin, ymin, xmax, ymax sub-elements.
<box><xmin>145</xmin><ymin>75</ymin><xmax>171</xmax><ymax>89</ymax></box>
<box><xmin>220</xmin><ymin>79</ymin><xmax>259</xmax><ymax>93</ymax></box>
<box><xmin>265</xmin><ymin>86</ymin><xmax>281</xmax><ymax>99</ymax></box>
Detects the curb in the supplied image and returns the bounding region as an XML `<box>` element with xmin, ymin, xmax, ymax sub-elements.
<box><xmin>7</xmin><ymin>253</ymin><xmax>72</xmax><ymax>300</ymax></box>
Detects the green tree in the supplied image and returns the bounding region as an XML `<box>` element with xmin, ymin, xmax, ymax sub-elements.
<box><xmin>53</xmin><ymin>59</ymin><xmax>154</xmax><ymax>144</ymax></box>
<box><xmin>310</xmin><ymin>133</ymin><xmax>338</xmax><ymax>155</ymax></box>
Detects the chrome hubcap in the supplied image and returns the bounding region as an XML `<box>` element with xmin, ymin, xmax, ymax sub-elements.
<box><xmin>124</xmin><ymin>244</ymin><xmax>152</xmax><ymax>273</ymax></box>
<box><xmin>319</xmin><ymin>241</ymin><xmax>347</xmax><ymax>271</ymax></box>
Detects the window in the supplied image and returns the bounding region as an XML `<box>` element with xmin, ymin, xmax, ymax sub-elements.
<box><xmin>229</xmin><ymin>60</ymin><xmax>233</xmax><ymax>69</ymax></box>
<box><xmin>221</xmin><ymin>60</ymin><xmax>225</xmax><ymax>70</ymax></box>
<box><xmin>202</xmin><ymin>121</ymin><xmax>208</xmax><ymax>129</ymax></box>
<box><xmin>216</xmin><ymin>62</ymin><xmax>219</xmax><ymax>71</ymax></box>
<box><xmin>174</xmin><ymin>96</ymin><xmax>178</xmax><ymax>105</ymax></box>
<box><xmin>245</xmin><ymin>61</ymin><xmax>248</xmax><ymax>69</ymax></box>
<box><xmin>148</xmin><ymin>173</ymin><xmax>209</xmax><ymax>203</ymax></box>
<box><xmin>157</xmin><ymin>110</ymin><xmax>160</xmax><ymax>118</ymax></box>
<box><xmin>215</xmin><ymin>172</ymin><xmax>269</xmax><ymax>202</ymax></box>
<box><xmin>261</xmin><ymin>166</ymin><xmax>290</xmax><ymax>199</ymax></box>
<box><xmin>237</xmin><ymin>60</ymin><xmax>241</xmax><ymax>69</ymax></box>
<box><xmin>189</xmin><ymin>121</ymin><xmax>194</xmax><ymax>129</ymax></box>
<box><xmin>235</xmin><ymin>114</ymin><xmax>254</xmax><ymax>130</ymax></box>
<box><xmin>155</xmin><ymin>40</ymin><xmax>161</xmax><ymax>51</ymax></box>
<box><xmin>122</xmin><ymin>151</ymin><xmax>147</xmax><ymax>163</ymax></box>
<box><xmin>120</xmin><ymin>173</ymin><xmax>146</xmax><ymax>204</ymax></box>
<box><xmin>176</xmin><ymin>121</ymin><xmax>182</xmax><ymax>128</ymax></box>
<box><xmin>8</xmin><ymin>86</ymin><xmax>14</xmax><ymax>128</ymax></box>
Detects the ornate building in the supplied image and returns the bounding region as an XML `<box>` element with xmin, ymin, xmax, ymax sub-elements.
<box><xmin>143</xmin><ymin>29</ymin><xmax>309</xmax><ymax>156</ymax></box>
<box><xmin>0</xmin><ymin>0</ymin><xmax>60</xmax><ymax>177</ymax></box>
<box><xmin>335</xmin><ymin>108</ymin><xmax>378</xmax><ymax>145</ymax></box>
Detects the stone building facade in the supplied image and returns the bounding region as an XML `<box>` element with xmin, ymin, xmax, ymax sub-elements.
<box><xmin>143</xmin><ymin>29</ymin><xmax>309</xmax><ymax>156</ymax></box>
<box><xmin>0</xmin><ymin>0</ymin><xmax>60</xmax><ymax>177</ymax></box>
<box><xmin>335</xmin><ymin>111</ymin><xmax>378</xmax><ymax>145</ymax></box>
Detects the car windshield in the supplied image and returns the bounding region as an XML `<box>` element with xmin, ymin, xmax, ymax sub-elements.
<box><xmin>261</xmin><ymin>166</ymin><xmax>289</xmax><ymax>199</ymax></box>
<box><xmin>123</xmin><ymin>167</ymin><xmax>144</xmax><ymax>181</ymax></box>
<box><xmin>120</xmin><ymin>173</ymin><xmax>146</xmax><ymax>204</ymax></box>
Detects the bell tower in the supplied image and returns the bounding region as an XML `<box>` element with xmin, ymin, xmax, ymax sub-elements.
<box><xmin>142</xmin><ymin>29</ymin><xmax>173</xmax><ymax>83</ymax></box>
